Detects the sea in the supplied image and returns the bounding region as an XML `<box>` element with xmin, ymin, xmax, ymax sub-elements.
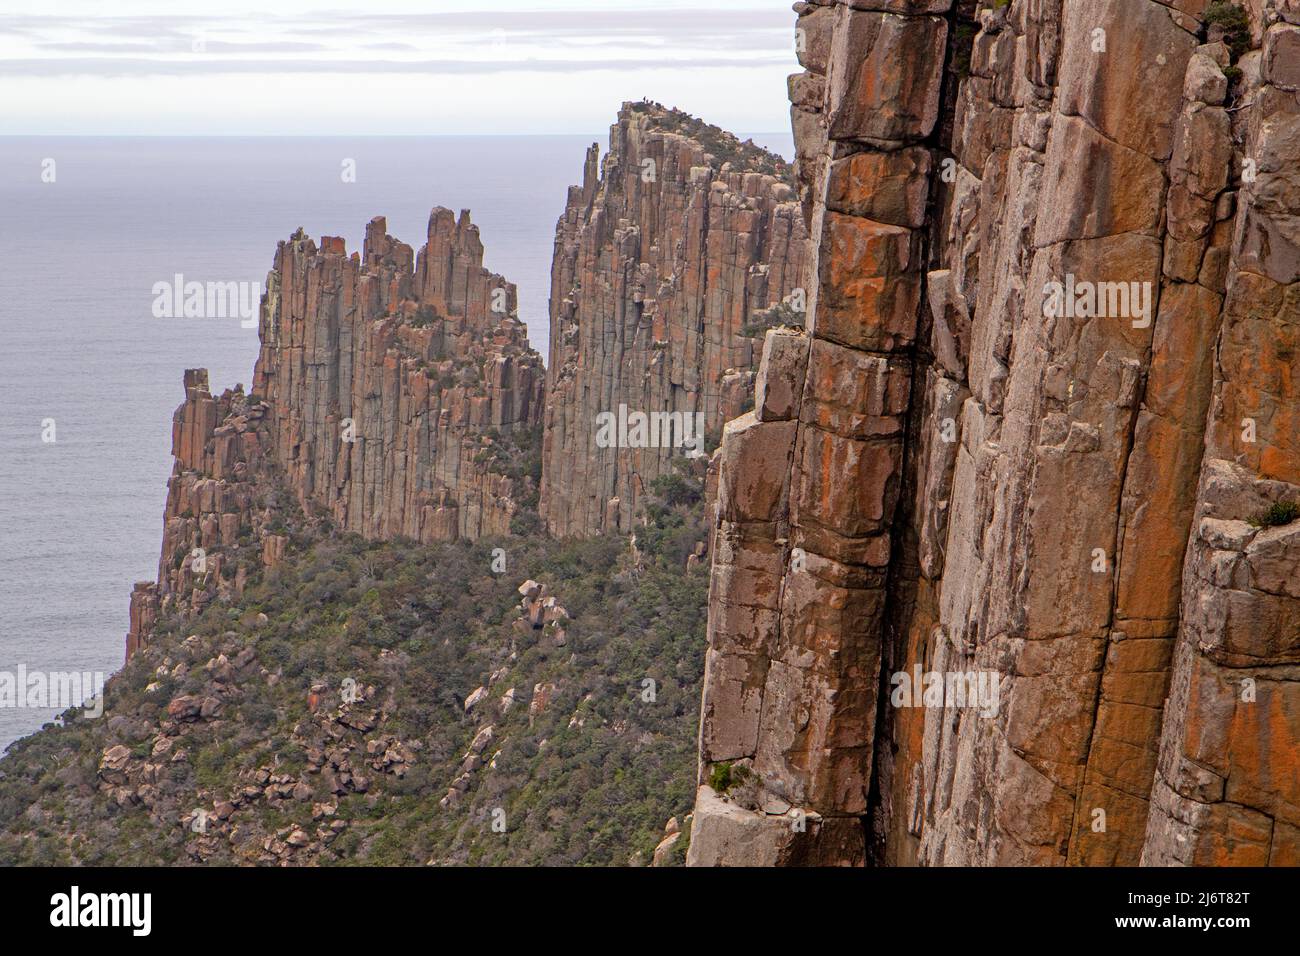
<box><xmin>0</xmin><ymin>132</ymin><xmax>792</xmax><ymax>752</ymax></box>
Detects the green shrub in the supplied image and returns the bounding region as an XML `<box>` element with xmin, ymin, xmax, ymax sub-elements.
<box><xmin>408</xmin><ymin>305</ymin><xmax>441</xmax><ymax>329</ymax></box>
<box><xmin>1248</xmin><ymin>500</ymin><xmax>1300</xmax><ymax>529</ymax></box>
<box><xmin>1205</xmin><ymin>2</ymin><xmax>1251</xmax><ymax>60</ymax></box>
<box><xmin>740</xmin><ymin>300</ymin><xmax>805</xmax><ymax>338</ymax></box>
<box><xmin>0</xmin><ymin>494</ymin><xmax>709</xmax><ymax>866</ymax></box>
<box><xmin>952</xmin><ymin>22</ymin><xmax>979</xmax><ymax>79</ymax></box>
<box><xmin>649</xmin><ymin>471</ymin><xmax>702</xmax><ymax>509</ymax></box>
<box><xmin>708</xmin><ymin>761</ymin><xmax>751</xmax><ymax>794</ymax></box>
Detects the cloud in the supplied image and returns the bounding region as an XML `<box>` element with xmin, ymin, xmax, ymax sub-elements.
<box><xmin>0</xmin><ymin>8</ymin><xmax>796</xmax><ymax>76</ymax></box>
<box><xmin>0</xmin><ymin>54</ymin><xmax>791</xmax><ymax>76</ymax></box>
<box><xmin>0</xmin><ymin>4</ymin><xmax>800</xmax><ymax>136</ymax></box>
<box><xmin>34</xmin><ymin>40</ymin><xmax>332</xmax><ymax>54</ymax></box>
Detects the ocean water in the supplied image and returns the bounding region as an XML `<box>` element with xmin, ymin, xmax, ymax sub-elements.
<box><xmin>0</xmin><ymin>133</ymin><xmax>793</xmax><ymax>752</ymax></box>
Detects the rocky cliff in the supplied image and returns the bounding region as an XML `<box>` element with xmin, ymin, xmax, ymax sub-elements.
<box><xmin>540</xmin><ymin>102</ymin><xmax>809</xmax><ymax>536</ymax></box>
<box><xmin>8</xmin><ymin>191</ymin><xmax>720</xmax><ymax>864</ymax></box>
<box><xmin>125</xmin><ymin>101</ymin><xmax>813</xmax><ymax>659</ymax></box>
<box><xmin>689</xmin><ymin>0</ymin><xmax>1299</xmax><ymax>866</ymax></box>
<box><xmin>255</xmin><ymin>211</ymin><xmax>544</xmax><ymax>544</ymax></box>
<box><xmin>126</xmin><ymin>372</ymin><xmax>282</xmax><ymax>660</ymax></box>
<box><xmin>128</xmin><ymin>210</ymin><xmax>545</xmax><ymax>657</ymax></box>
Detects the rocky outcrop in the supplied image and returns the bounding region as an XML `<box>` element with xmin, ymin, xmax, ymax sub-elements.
<box><xmin>540</xmin><ymin>102</ymin><xmax>809</xmax><ymax>536</ymax></box>
<box><xmin>690</xmin><ymin>0</ymin><xmax>1299</xmax><ymax>867</ymax></box>
<box><xmin>128</xmin><ymin>211</ymin><xmax>545</xmax><ymax>658</ymax></box>
<box><xmin>441</xmin><ymin>579</ymin><xmax>570</xmax><ymax>809</ymax></box>
<box><xmin>128</xmin><ymin>370</ymin><xmax>280</xmax><ymax>659</ymax></box>
<box><xmin>254</xmin><ymin>210</ymin><xmax>544</xmax><ymax>543</ymax></box>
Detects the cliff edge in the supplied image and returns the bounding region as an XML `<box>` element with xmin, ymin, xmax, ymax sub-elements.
<box><xmin>689</xmin><ymin>0</ymin><xmax>1300</xmax><ymax>867</ymax></box>
<box><xmin>128</xmin><ymin>209</ymin><xmax>546</xmax><ymax>657</ymax></box>
<box><xmin>540</xmin><ymin>102</ymin><xmax>809</xmax><ymax>536</ymax></box>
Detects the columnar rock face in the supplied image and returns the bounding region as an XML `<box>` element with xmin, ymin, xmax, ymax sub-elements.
<box><xmin>540</xmin><ymin>102</ymin><xmax>809</xmax><ymax>536</ymax></box>
<box><xmin>127</xmin><ymin>370</ymin><xmax>279</xmax><ymax>659</ymax></box>
<box><xmin>690</xmin><ymin>0</ymin><xmax>1299</xmax><ymax>867</ymax></box>
<box><xmin>128</xmin><ymin>211</ymin><xmax>545</xmax><ymax>657</ymax></box>
<box><xmin>254</xmin><ymin>211</ymin><xmax>544</xmax><ymax>543</ymax></box>
<box><xmin>1141</xmin><ymin>11</ymin><xmax>1300</xmax><ymax>866</ymax></box>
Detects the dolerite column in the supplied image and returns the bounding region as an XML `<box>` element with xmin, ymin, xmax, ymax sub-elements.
<box><xmin>252</xmin><ymin>211</ymin><xmax>544</xmax><ymax>547</ymax></box>
<box><xmin>539</xmin><ymin>104</ymin><xmax>807</xmax><ymax>539</ymax></box>
<box><xmin>688</xmin><ymin>0</ymin><xmax>946</xmax><ymax>866</ymax></box>
<box><xmin>1141</xmin><ymin>22</ymin><xmax>1300</xmax><ymax>867</ymax></box>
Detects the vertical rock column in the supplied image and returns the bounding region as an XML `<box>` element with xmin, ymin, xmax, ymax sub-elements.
<box><xmin>858</xmin><ymin>0</ymin><xmax>1290</xmax><ymax>868</ymax></box>
<box><xmin>890</xmin><ymin>0</ymin><xmax>1203</xmax><ymax>867</ymax></box>
<box><xmin>128</xmin><ymin>211</ymin><xmax>547</xmax><ymax>660</ymax></box>
<box><xmin>253</xmin><ymin>210</ymin><xmax>544</xmax><ymax>544</ymax></box>
<box><xmin>1069</xmin><ymin>26</ymin><xmax>1235</xmax><ymax>867</ymax></box>
<box><xmin>688</xmin><ymin>0</ymin><xmax>947</xmax><ymax>865</ymax></box>
<box><xmin>127</xmin><ymin>370</ymin><xmax>276</xmax><ymax>659</ymax></box>
<box><xmin>540</xmin><ymin>103</ymin><xmax>807</xmax><ymax>537</ymax></box>
<box><xmin>1143</xmin><ymin>17</ymin><xmax>1300</xmax><ymax>866</ymax></box>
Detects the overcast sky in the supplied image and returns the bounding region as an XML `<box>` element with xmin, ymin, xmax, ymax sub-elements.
<box><xmin>0</xmin><ymin>0</ymin><xmax>800</xmax><ymax>135</ymax></box>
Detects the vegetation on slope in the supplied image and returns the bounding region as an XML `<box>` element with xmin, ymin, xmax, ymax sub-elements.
<box><xmin>0</xmin><ymin>473</ymin><xmax>709</xmax><ymax>866</ymax></box>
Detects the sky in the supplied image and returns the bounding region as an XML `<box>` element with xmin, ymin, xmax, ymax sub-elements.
<box><xmin>0</xmin><ymin>0</ymin><xmax>801</xmax><ymax>136</ymax></box>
